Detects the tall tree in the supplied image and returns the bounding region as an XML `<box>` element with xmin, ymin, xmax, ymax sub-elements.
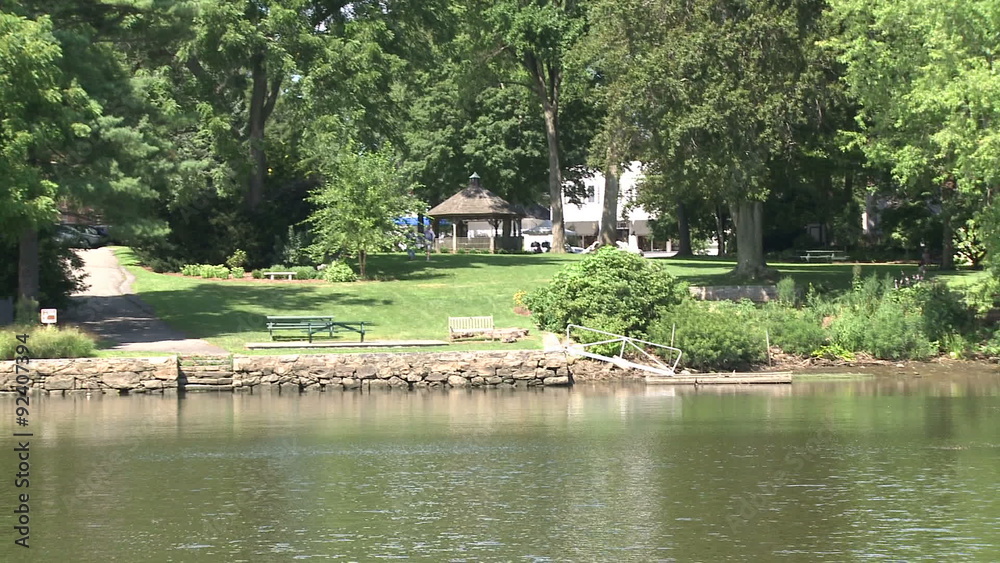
<box><xmin>826</xmin><ymin>0</ymin><xmax>1000</xmax><ymax>269</ymax></box>
<box><xmin>477</xmin><ymin>0</ymin><xmax>588</xmax><ymax>253</ymax></box>
<box><xmin>305</xmin><ymin>133</ymin><xmax>421</xmax><ymax>278</ymax></box>
<box><xmin>584</xmin><ymin>0</ymin><xmax>827</xmax><ymax>278</ymax></box>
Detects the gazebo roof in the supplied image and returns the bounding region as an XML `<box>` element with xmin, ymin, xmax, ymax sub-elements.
<box><xmin>428</xmin><ymin>174</ymin><xmax>520</xmax><ymax>220</ymax></box>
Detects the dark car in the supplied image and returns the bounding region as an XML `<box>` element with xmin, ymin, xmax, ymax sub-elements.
<box><xmin>55</xmin><ymin>224</ymin><xmax>106</xmax><ymax>248</ymax></box>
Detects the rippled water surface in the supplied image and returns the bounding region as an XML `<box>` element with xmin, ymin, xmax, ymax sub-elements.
<box><xmin>1</xmin><ymin>372</ymin><xmax>999</xmax><ymax>561</ymax></box>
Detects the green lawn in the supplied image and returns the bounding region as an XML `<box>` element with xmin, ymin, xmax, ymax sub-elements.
<box><xmin>111</xmin><ymin>248</ymin><xmax>986</xmax><ymax>354</ymax></box>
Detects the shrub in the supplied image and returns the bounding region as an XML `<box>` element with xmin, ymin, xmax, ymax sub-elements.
<box><xmin>289</xmin><ymin>266</ymin><xmax>318</xmax><ymax>280</ymax></box>
<box><xmin>898</xmin><ymin>280</ymin><xmax>973</xmax><ymax>343</ymax></box>
<box><xmin>144</xmin><ymin>256</ymin><xmax>182</xmax><ymax>273</ymax></box>
<box><xmin>775</xmin><ymin>277</ymin><xmax>797</xmax><ymax>306</ymax></box>
<box><xmin>570</xmin><ymin>314</ymin><xmax>634</xmax><ymax>357</ymax></box>
<box><xmin>181</xmin><ymin>264</ymin><xmax>230</xmax><ymax>279</ymax></box>
<box><xmin>648</xmin><ymin>301</ymin><xmax>767</xmax><ymax>371</ymax></box>
<box><xmin>829</xmin><ymin>299</ymin><xmax>935</xmax><ymax>360</ymax></box>
<box><xmin>524</xmin><ymin>246</ymin><xmax>688</xmax><ymax>335</ymax></box>
<box><xmin>251</xmin><ymin>269</ymin><xmax>264</xmax><ymax>279</ymax></box>
<box><xmin>225</xmin><ymin>249</ymin><xmax>248</xmax><ymax>270</ymax></box>
<box><xmin>1</xmin><ymin>325</ymin><xmax>96</xmax><ymax>360</ymax></box>
<box><xmin>320</xmin><ymin>261</ymin><xmax>357</xmax><ymax>282</ymax></box>
<box><xmin>229</xmin><ymin>266</ymin><xmax>246</xmax><ymax>279</ymax></box>
<box><xmin>767</xmin><ymin>314</ymin><xmax>827</xmax><ymax>355</ymax></box>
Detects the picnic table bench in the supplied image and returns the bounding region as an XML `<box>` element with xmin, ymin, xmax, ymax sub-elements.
<box><xmin>448</xmin><ymin>316</ymin><xmax>495</xmax><ymax>340</ymax></box>
<box><xmin>263</xmin><ymin>271</ymin><xmax>295</xmax><ymax>280</ymax></box>
<box><xmin>266</xmin><ymin>315</ymin><xmax>367</xmax><ymax>342</ymax></box>
<box><xmin>799</xmin><ymin>249</ymin><xmax>848</xmax><ymax>263</ymax></box>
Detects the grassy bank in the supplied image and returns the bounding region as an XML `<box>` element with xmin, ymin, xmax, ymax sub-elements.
<box><xmin>110</xmin><ymin>247</ymin><xmax>986</xmax><ymax>356</ymax></box>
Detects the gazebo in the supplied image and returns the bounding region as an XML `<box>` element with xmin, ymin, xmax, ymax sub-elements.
<box><xmin>428</xmin><ymin>173</ymin><xmax>523</xmax><ymax>254</ymax></box>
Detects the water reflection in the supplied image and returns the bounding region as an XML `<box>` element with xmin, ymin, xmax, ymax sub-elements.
<box><xmin>0</xmin><ymin>372</ymin><xmax>997</xmax><ymax>561</ymax></box>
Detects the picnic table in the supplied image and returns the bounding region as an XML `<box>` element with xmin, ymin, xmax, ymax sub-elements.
<box><xmin>266</xmin><ymin>315</ymin><xmax>367</xmax><ymax>342</ymax></box>
<box><xmin>799</xmin><ymin>249</ymin><xmax>848</xmax><ymax>263</ymax></box>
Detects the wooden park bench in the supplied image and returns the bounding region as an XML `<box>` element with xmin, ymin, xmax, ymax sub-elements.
<box><xmin>799</xmin><ymin>249</ymin><xmax>848</xmax><ymax>263</ymax></box>
<box><xmin>266</xmin><ymin>315</ymin><xmax>368</xmax><ymax>342</ymax></box>
<box><xmin>448</xmin><ymin>316</ymin><xmax>495</xmax><ymax>341</ymax></box>
<box><xmin>263</xmin><ymin>271</ymin><xmax>295</xmax><ymax>280</ymax></box>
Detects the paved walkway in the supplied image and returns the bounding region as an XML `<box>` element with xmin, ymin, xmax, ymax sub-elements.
<box><xmin>66</xmin><ymin>248</ymin><xmax>226</xmax><ymax>354</ymax></box>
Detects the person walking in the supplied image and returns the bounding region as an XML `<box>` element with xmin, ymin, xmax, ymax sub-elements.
<box><xmin>424</xmin><ymin>227</ymin><xmax>435</xmax><ymax>261</ymax></box>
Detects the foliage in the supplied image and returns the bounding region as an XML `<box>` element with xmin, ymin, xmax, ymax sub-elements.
<box><xmin>275</xmin><ymin>226</ymin><xmax>312</xmax><ymax>267</ymax></box>
<box><xmin>897</xmin><ymin>280</ymin><xmax>973</xmax><ymax>343</ymax></box>
<box><xmin>776</xmin><ymin>277</ymin><xmax>798</xmax><ymax>306</ymax></box>
<box><xmin>1</xmin><ymin>325</ymin><xmax>96</xmax><ymax>360</ymax></box>
<box><xmin>826</xmin><ymin>275</ymin><xmax>938</xmax><ymax>359</ymax></box>
<box><xmin>228</xmin><ymin>267</ymin><xmax>245</xmax><ymax>280</ymax></box>
<box><xmin>289</xmin><ymin>266</ymin><xmax>319</xmax><ymax>280</ymax></box>
<box><xmin>524</xmin><ymin>246</ymin><xmax>688</xmax><ymax>335</ymax></box>
<box><xmin>225</xmin><ymin>249</ymin><xmax>248</xmax><ymax>270</ymax></box>
<box><xmin>648</xmin><ymin>301</ymin><xmax>767</xmax><ymax>371</ymax></box>
<box><xmin>319</xmin><ymin>261</ymin><xmax>357</xmax><ymax>283</ymax></box>
<box><xmin>251</xmin><ymin>269</ymin><xmax>264</xmax><ymax>280</ymax></box>
<box><xmin>1</xmin><ymin>234</ymin><xmax>85</xmax><ymax>308</ymax></box>
<box><xmin>180</xmin><ymin>264</ymin><xmax>230</xmax><ymax>279</ymax></box>
<box><xmin>761</xmin><ymin>305</ymin><xmax>828</xmax><ymax>356</ymax></box>
<box><xmin>305</xmin><ymin>140</ymin><xmax>422</xmax><ymax>278</ymax></box>
<box><xmin>810</xmin><ymin>344</ymin><xmax>855</xmax><ymax>361</ymax></box>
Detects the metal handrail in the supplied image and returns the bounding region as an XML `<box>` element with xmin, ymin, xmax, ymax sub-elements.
<box><xmin>564</xmin><ymin>324</ymin><xmax>683</xmax><ymax>375</ymax></box>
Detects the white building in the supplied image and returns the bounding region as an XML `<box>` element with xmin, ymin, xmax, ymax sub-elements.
<box><xmin>562</xmin><ymin>162</ymin><xmax>670</xmax><ymax>252</ymax></box>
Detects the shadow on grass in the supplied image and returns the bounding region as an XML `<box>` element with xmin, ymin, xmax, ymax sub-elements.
<box><xmin>68</xmin><ymin>283</ymin><xmax>387</xmax><ymax>342</ymax></box>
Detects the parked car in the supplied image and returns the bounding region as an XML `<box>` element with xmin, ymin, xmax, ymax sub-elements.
<box><xmin>55</xmin><ymin>224</ymin><xmax>106</xmax><ymax>248</ymax></box>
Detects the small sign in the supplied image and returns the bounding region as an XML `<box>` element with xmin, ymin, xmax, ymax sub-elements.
<box><xmin>40</xmin><ymin>308</ymin><xmax>57</xmax><ymax>325</ymax></box>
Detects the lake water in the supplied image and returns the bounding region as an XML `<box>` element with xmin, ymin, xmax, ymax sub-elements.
<box><xmin>1</xmin><ymin>371</ymin><xmax>998</xmax><ymax>562</ymax></box>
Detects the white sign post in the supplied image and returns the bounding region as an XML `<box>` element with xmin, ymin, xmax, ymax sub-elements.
<box><xmin>40</xmin><ymin>308</ymin><xmax>58</xmax><ymax>325</ymax></box>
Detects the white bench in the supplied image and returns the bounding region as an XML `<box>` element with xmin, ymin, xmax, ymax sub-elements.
<box><xmin>799</xmin><ymin>250</ymin><xmax>848</xmax><ymax>263</ymax></box>
<box><xmin>448</xmin><ymin>316</ymin><xmax>495</xmax><ymax>340</ymax></box>
<box><xmin>263</xmin><ymin>271</ymin><xmax>295</xmax><ymax>280</ymax></box>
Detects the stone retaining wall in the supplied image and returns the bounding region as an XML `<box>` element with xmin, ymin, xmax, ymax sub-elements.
<box><xmin>689</xmin><ymin>285</ymin><xmax>778</xmax><ymax>302</ymax></box>
<box><xmin>0</xmin><ymin>351</ymin><xmax>638</xmax><ymax>395</ymax></box>
<box><xmin>0</xmin><ymin>357</ymin><xmax>177</xmax><ymax>394</ymax></box>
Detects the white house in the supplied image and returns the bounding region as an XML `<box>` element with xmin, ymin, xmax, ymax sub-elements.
<box><xmin>561</xmin><ymin>162</ymin><xmax>670</xmax><ymax>252</ymax></box>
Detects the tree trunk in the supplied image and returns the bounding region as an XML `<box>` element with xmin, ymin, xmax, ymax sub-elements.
<box><xmin>676</xmin><ymin>200</ymin><xmax>693</xmax><ymax>256</ymax></box>
<box><xmin>715</xmin><ymin>206</ymin><xmax>727</xmax><ymax>256</ymax></box>
<box><xmin>543</xmin><ymin>102</ymin><xmax>566</xmax><ymax>253</ymax></box>
<box><xmin>247</xmin><ymin>53</ymin><xmax>281</xmax><ymax>211</ymax></box>
<box><xmin>941</xmin><ymin>178</ymin><xmax>955</xmax><ymax>270</ymax></box>
<box><xmin>358</xmin><ymin>249</ymin><xmax>367</xmax><ymax>279</ymax></box>
<box><xmin>599</xmin><ymin>161</ymin><xmax>620</xmax><ymax>246</ymax></box>
<box><xmin>18</xmin><ymin>227</ymin><xmax>40</xmax><ymax>302</ymax></box>
<box><xmin>730</xmin><ymin>199</ymin><xmax>774</xmax><ymax>280</ymax></box>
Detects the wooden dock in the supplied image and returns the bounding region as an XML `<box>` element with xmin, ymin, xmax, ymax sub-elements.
<box><xmin>646</xmin><ymin>371</ymin><xmax>792</xmax><ymax>385</ymax></box>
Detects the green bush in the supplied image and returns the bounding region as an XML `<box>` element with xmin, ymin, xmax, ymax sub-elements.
<box><xmin>764</xmin><ymin>308</ymin><xmax>827</xmax><ymax>355</ymax></box>
<box><xmin>648</xmin><ymin>301</ymin><xmax>767</xmax><ymax>371</ymax></box>
<box><xmin>229</xmin><ymin>266</ymin><xmax>246</xmax><ymax>279</ymax></box>
<box><xmin>180</xmin><ymin>264</ymin><xmax>230</xmax><ymax>278</ymax></box>
<box><xmin>829</xmin><ymin>299</ymin><xmax>935</xmax><ymax>360</ymax></box>
<box><xmin>289</xmin><ymin>266</ymin><xmax>318</xmax><ymax>280</ymax></box>
<box><xmin>898</xmin><ymin>280</ymin><xmax>973</xmax><ymax>343</ymax></box>
<box><xmin>1</xmin><ymin>325</ymin><xmax>96</xmax><ymax>360</ymax></box>
<box><xmin>524</xmin><ymin>246</ymin><xmax>688</xmax><ymax>336</ymax></box>
<box><xmin>775</xmin><ymin>277</ymin><xmax>797</xmax><ymax>306</ymax></box>
<box><xmin>251</xmin><ymin>269</ymin><xmax>264</xmax><ymax>279</ymax></box>
<box><xmin>225</xmin><ymin>249</ymin><xmax>248</xmax><ymax>270</ymax></box>
<box><xmin>320</xmin><ymin>261</ymin><xmax>357</xmax><ymax>282</ymax></box>
<box><xmin>569</xmin><ymin>314</ymin><xmax>633</xmax><ymax>357</ymax></box>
